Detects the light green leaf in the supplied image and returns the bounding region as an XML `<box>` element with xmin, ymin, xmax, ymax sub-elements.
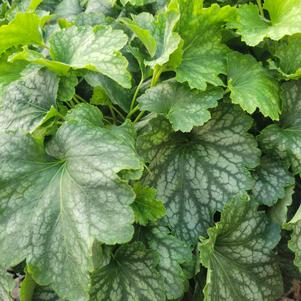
<box><xmin>49</xmin><ymin>26</ymin><xmax>131</xmax><ymax>88</ymax></box>
<box><xmin>268</xmin><ymin>34</ymin><xmax>301</xmax><ymax>80</ymax></box>
<box><xmin>176</xmin><ymin>2</ymin><xmax>235</xmax><ymax>90</ymax></box>
<box><xmin>0</xmin><ymin>105</ymin><xmax>142</xmax><ymax>301</ymax></box>
<box><xmin>146</xmin><ymin>226</ymin><xmax>192</xmax><ymax>300</ymax></box>
<box><xmin>229</xmin><ymin>1</ymin><xmax>301</xmax><ymax>46</ymax></box>
<box><xmin>137</xmin><ymin>103</ymin><xmax>260</xmax><ymax>243</ymax></box>
<box><xmin>90</xmin><ymin>242</ymin><xmax>165</xmax><ymax>301</ymax></box>
<box><xmin>85</xmin><ymin>0</ymin><xmax>116</xmax><ymax>14</ymax></box>
<box><xmin>121</xmin><ymin>0</ymin><xmax>154</xmax><ymax>6</ymax></box>
<box><xmin>0</xmin><ymin>12</ymin><xmax>43</xmax><ymax>55</ymax></box>
<box><xmin>199</xmin><ymin>195</ymin><xmax>283</xmax><ymax>301</ymax></box>
<box><xmin>57</xmin><ymin>72</ymin><xmax>78</xmax><ymax>102</ymax></box>
<box><xmin>123</xmin><ymin>1</ymin><xmax>181</xmax><ymax>68</ymax></box>
<box><xmin>137</xmin><ymin>80</ymin><xmax>223</xmax><ymax>132</ymax></box>
<box><xmin>0</xmin><ymin>53</ymin><xmax>28</xmax><ymax>100</ymax></box>
<box><xmin>11</xmin><ymin>26</ymin><xmax>132</xmax><ymax>88</ymax></box>
<box><xmin>227</xmin><ymin>52</ymin><xmax>280</xmax><ymax>120</ymax></box>
<box><xmin>131</xmin><ymin>183</ymin><xmax>166</xmax><ymax>226</ymax></box>
<box><xmin>259</xmin><ymin>80</ymin><xmax>301</xmax><ymax>175</ymax></box>
<box><xmin>0</xmin><ymin>268</ymin><xmax>13</xmax><ymax>301</ymax></box>
<box><xmin>0</xmin><ymin>67</ymin><xmax>59</xmax><ymax>132</ymax></box>
<box><xmin>252</xmin><ymin>156</ymin><xmax>294</xmax><ymax>206</ymax></box>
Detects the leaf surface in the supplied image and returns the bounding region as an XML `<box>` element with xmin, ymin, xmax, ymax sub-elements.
<box><xmin>199</xmin><ymin>195</ymin><xmax>283</xmax><ymax>301</ymax></box>
<box><xmin>227</xmin><ymin>52</ymin><xmax>280</xmax><ymax>120</ymax></box>
<box><xmin>0</xmin><ymin>105</ymin><xmax>142</xmax><ymax>301</ymax></box>
<box><xmin>259</xmin><ymin>80</ymin><xmax>301</xmax><ymax>175</ymax></box>
<box><xmin>137</xmin><ymin>103</ymin><xmax>260</xmax><ymax>243</ymax></box>
<box><xmin>138</xmin><ymin>81</ymin><xmax>223</xmax><ymax>132</ymax></box>
<box><xmin>0</xmin><ymin>268</ymin><xmax>13</xmax><ymax>301</ymax></box>
<box><xmin>90</xmin><ymin>242</ymin><xmax>165</xmax><ymax>301</ymax></box>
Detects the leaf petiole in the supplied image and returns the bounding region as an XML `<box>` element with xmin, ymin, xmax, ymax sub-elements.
<box><xmin>256</xmin><ymin>0</ymin><xmax>264</xmax><ymax>17</ymax></box>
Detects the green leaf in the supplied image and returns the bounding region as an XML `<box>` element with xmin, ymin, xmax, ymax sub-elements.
<box><xmin>259</xmin><ymin>80</ymin><xmax>301</xmax><ymax>175</ymax></box>
<box><xmin>229</xmin><ymin>1</ymin><xmax>301</xmax><ymax>46</ymax></box>
<box><xmin>268</xmin><ymin>34</ymin><xmax>301</xmax><ymax>80</ymax></box>
<box><xmin>227</xmin><ymin>52</ymin><xmax>280</xmax><ymax>120</ymax></box>
<box><xmin>131</xmin><ymin>183</ymin><xmax>166</xmax><ymax>226</ymax></box>
<box><xmin>49</xmin><ymin>26</ymin><xmax>131</xmax><ymax>88</ymax></box>
<box><xmin>123</xmin><ymin>1</ymin><xmax>181</xmax><ymax>68</ymax></box>
<box><xmin>285</xmin><ymin>206</ymin><xmax>301</xmax><ymax>274</ymax></box>
<box><xmin>176</xmin><ymin>2</ymin><xmax>235</xmax><ymax>90</ymax></box>
<box><xmin>54</xmin><ymin>0</ymin><xmax>82</xmax><ymax>18</ymax></box>
<box><xmin>0</xmin><ymin>67</ymin><xmax>59</xmax><ymax>132</ymax></box>
<box><xmin>85</xmin><ymin>72</ymin><xmax>132</xmax><ymax>112</ymax></box>
<box><xmin>85</xmin><ymin>0</ymin><xmax>116</xmax><ymax>14</ymax></box>
<box><xmin>137</xmin><ymin>103</ymin><xmax>260</xmax><ymax>243</ymax></box>
<box><xmin>137</xmin><ymin>80</ymin><xmax>223</xmax><ymax>132</ymax></box>
<box><xmin>12</xmin><ymin>26</ymin><xmax>132</xmax><ymax>88</ymax></box>
<box><xmin>269</xmin><ymin>186</ymin><xmax>294</xmax><ymax>226</ymax></box>
<box><xmin>90</xmin><ymin>242</ymin><xmax>165</xmax><ymax>301</ymax></box>
<box><xmin>0</xmin><ymin>105</ymin><xmax>142</xmax><ymax>301</ymax></box>
<box><xmin>199</xmin><ymin>195</ymin><xmax>283</xmax><ymax>301</ymax></box>
<box><xmin>57</xmin><ymin>72</ymin><xmax>78</xmax><ymax>102</ymax></box>
<box><xmin>0</xmin><ymin>53</ymin><xmax>28</xmax><ymax>100</ymax></box>
<box><xmin>0</xmin><ymin>268</ymin><xmax>13</xmax><ymax>301</ymax></box>
<box><xmin>121</xmin><ymin>0</ymin><xmax>154</xmax><ymax>7</ymax></box>
<box><xmin>252</xmin><ymin>156</ymin><xmax>294</xmax><ymax>206</ymax></box>
<box><xmin>146</xmin><ymin>226</ymin><xmax>192</xmax><ymax>300</ymax></box>
<box><xmin>0</xmin><ymin>12</ymin><xmax>44</xmax><ymax>55</ymax></box>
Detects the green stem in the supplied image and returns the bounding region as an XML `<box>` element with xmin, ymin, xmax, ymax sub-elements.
<box><xmin>75</xmin><ymin>94</ymin><xmax>88</xmax><ymax>103</ymax></box>
<box><xmin>127</xmin><ymin>105</ymin><xmax>140</xmax><ymax>119</ymax></box>
<box><xmin>111</xmin><ymin>106</ymin><xmax>125</xmax><ymax>119</ymax></box>
<box><xmin>256</xmin><ymin>0</ymin><xmax>264</xmax><ymax>17</ymax></box>
<box><xmin>109</xmin><ymin>106</ymin><xmax>117</xmax><ymax>123</ymax></box>
<box><xmin>151</xmin><ymin>67</ymin><xmax>162</xmax><ymax>87</ymax></box>
<box><xmin>129</xmin><ymin>76</ymin><xmax>144</xmax><ymax>112</ymax></box>
<box><xmin>72</xmin><ymin>96</ymin><xmax>80</xmax><ymax>104</ymax></box>
<box><xmin>134</xmin><ymin>110</ymin><xmax>145</xmax><ymax>124</ymax></box>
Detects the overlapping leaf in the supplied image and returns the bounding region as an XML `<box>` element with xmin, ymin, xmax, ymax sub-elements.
<box><xmin>90</xmin><ymin>242</ymin><xmax>165</xmax><ymax>301</ymax></box>
<box><xmin>0</xmin><ymin>268</ymin><xmax>13</xmax><ymax>301</ymax></box>
<box><xmin>137</xmin><ymin>80</ymin><xmax>223</xmax><ymax>132</ymax></box>
<box><xmin>259</xmin><ymin>80</ymin><xmax>301</xmax><ymax>175</ymax></box>
<box><xmin>252</xmin><ymin>156</ymin><xmax>294</xmax><ymax>206</ymax></box>
<box><xmin>0</xmin><ymin>67</ymin><xmax>59</xmax><ymax>132</ymax></box>
<box><xmin>0</xmin><ymin>105</ymin><xmax>142</xmax><ymax>301</ymax></box>
<box><xmin>176</xmin><ymin>1</ymin><xmax>235</xmax><ymax>90</ymax></box>
<box><xmin>199</xmin><ymin>195</ymin><xmax>283</xmax><ymax>301</ymax></box>
<box><xmin>137</xmin><ymin>102</ymin><xmax>260</xmax><ymax>243</ymax></box>
<box><xmin>230</xmin><ymin>0</ymin><xmax>301</xmax><ymax>46</ymax></box>
<box><xmin>145</xmin><ymin>226</ymin><xmax>192</xmax><ymax>300</ymax></box>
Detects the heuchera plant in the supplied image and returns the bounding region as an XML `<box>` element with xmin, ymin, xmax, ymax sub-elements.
<box><xmin>1</xmin><ymin>0</ymin><xmax>301</xmax><ymax>300</ymax></box>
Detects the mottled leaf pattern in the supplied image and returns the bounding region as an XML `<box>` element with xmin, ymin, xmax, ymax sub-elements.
<box><xmin>137</xmin><ymin>103</ymin><xmax>260</xmax><ymax>243</ymax></box>
<box><xmin>0</xmin><ymin>105</ymin><xmax>142</xmax><ymax>301</ymax></box>
<box><xmin>259</xmin><ymin>80</ymin><xmax>301</xmax><ymax>175</ymax></box>
<box><xmin>0</xmin><ymin>268</ymin><xmax>13</xmax><ymax>301</ymax></box>
<box><xmin>199</xmin><ymin>195</ymin><xmax>283</xmax><ymax>301</ymax></box>
<box><xmin>90</xmin><ymin>242</ymin><xmax>165</xmax><ymax>301</ymax></box>
<box><xmin>0</xmin><ymin>67</ymin><xmax>59</xmax><ymax>132</ymax></box>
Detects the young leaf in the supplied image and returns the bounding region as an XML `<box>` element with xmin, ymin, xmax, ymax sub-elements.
<box><xmin>0</xmin><ymin>268</ymin><xmax>14</xmax><ymax>301</ymax></box>
<box><xmin>122</xmin><ymin>0</ymin><xmax>181</xmax><ymax>68</ymax></box>
<box><xmin>137</xmin><ymin>103</ymin><xmax>260</xmax><ymax>243</ymax></box>
<box><xmin>131</xmin><ymin>183</ymin><xmax>166</xmax><ymax>226</ymax></box>
<box><xmin>137</xmin><ymin>80</ymin><xmax>223</xmax><ymax>132</ymax></box>
<box><xmin>90</xmin><ymin>242</ymin><xmax>165</xmax><ymax>301</ymax></box>
<box><xmin>259</xmin><ymin>80</ymin><xmax>301</xmax><ymax>175</ymax></box>
<box><xmin>0</xmin><ymin>67</ymin><xmax>59</xmax><ymax>132</ymax></box>
<box><xmin>0</xmin><ymin>13</ymin><xmax>43</xmax><ymax>55</ymax></box>
<box><xmin>230</xmin><ymin>0</ymin><xmax>301</xmax><ymax>46</ymax></box>
<box><xmin>176</xmin><ymin>1</ymin><xmax>235</xmax><ymax>90</ymax></box>
<box><xmin>252</xmin><ymin>156</ymin><xmax>294</xmax><ymax>206</ymax></box>
<box><xmin>199</xmin><ymin>195</ymin><xmax>283</xmax><ymax>301</ymax></box>
<box><xmin>146</xmin><ymin>226</ymin><xmax>192</xmax><ymax>300</ymax></box>
<box><xmin>227</xmin><ymin>52</ymin><xmax>280</xmax><ymax>120</ymax></box>
<box><xmin>57</xmin><ymin>72</ymin><xmax>78</xmax><ymax>102</ymax></box>
<box><xmin>0</xmin><ymin>105</ymin><xmax>142</xmax><ymax>301</ymax></box>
